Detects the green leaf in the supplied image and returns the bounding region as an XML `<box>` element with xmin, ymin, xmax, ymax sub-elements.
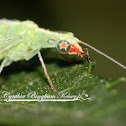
<box><xmin>0</xmin><ymin>49</ymin><xmax>126</xmax><ymax>126</ymax></box>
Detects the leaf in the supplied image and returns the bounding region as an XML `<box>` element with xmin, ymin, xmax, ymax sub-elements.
<box><xmin>0</xmin><ymin>49</ymin><xmax>126</xmax><ymax>126</ymax></box>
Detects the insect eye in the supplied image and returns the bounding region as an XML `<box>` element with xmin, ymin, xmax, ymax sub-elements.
<box><xmin>57</xmin><ymin>40</ymin><xmax>71</xmax><ymax>54</ymax></box>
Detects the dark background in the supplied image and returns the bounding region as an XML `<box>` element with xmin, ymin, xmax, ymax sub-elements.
<box><xmin>0</xmin><ymin>0</ymin><xmax>126</xmax><ymax>86</ymax></box>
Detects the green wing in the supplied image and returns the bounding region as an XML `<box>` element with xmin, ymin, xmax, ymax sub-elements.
<box><xmin>0</xmin><ymin>33</ymin><xmax>22</xmax><ymax>54</ymax></box>
<box><xmin>0</xmin><ymin>20</ymin><xmax>24</xmax><ymax>60</ymax></box>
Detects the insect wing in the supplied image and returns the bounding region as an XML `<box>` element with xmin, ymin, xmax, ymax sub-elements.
<box><xmin>0</xmin><ymin>21</ymin><xmax>24</xmax><ymax>55</ymax></box>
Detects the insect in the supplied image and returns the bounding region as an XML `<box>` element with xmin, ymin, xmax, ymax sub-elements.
<box><xmin>0</xmin><ymin>19</ymin><xmax>126</xmax><ymax>91</ymax></box>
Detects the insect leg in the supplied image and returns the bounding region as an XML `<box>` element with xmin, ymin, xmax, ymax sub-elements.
<box><xmin>24</xmin><ymin>50</ymin><xmax>39</xmax><ymax>60</ymax></box>
<box><xmin>0</xmin><ymin>56</ymin><xmax>10</xmax><ymax>74</ymax></box>
<box><xmin>82</xmin><ymin>48</ymin><xmax>90</xmax><ymax>62</ymax></box>
<box><xmin>37</xmin><ymin>51</ymin><xmax>57</xmax><ymax>92</ymax></box>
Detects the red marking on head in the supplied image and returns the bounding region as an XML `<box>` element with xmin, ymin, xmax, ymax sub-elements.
<box><xmin>69</xmin><ymin>44</ymin><xmax>82</xmax><ymax>53</ymax></box>
<box><xmin>68</xmin><ymin>44</ymin><xmax>90</xmax><ymax>62</ymax></box>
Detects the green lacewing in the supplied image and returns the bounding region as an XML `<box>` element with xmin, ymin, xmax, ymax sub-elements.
<box><xmin>0</xmin><ymin>19</ymin><xmax>126</xmax><ymax>91</ymax></box>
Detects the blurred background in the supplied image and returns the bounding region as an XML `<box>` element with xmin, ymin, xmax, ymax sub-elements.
<box><xmin>0</xmin><ymin>0</ymin><xmax>126</xmax><ymax>89</ymax></box>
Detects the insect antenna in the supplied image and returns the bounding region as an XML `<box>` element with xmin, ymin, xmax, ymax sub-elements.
<box><xmin>79</xmin><ymin>41</ymin><xmax>126</xmax><ymax>69</ymax></box>
<box><xmin>0</xmin><ymin>57</ymin><xmax>10</xmax><ymax>74</ymax></box>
